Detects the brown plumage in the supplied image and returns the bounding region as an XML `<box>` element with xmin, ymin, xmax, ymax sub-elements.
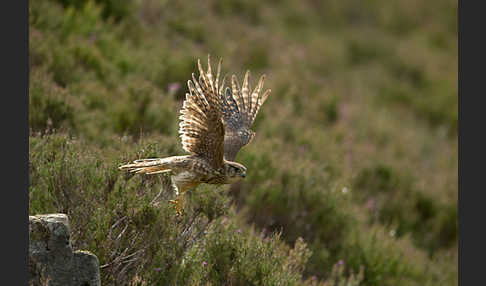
<box><xmin>222</xmin><ymin>70</ymin><xmax>271</xmax><ymax>161</ymax></box>
<box><xmin>119</xmin><ymin>55</ymin><xmax>270</xmax><ymax>216</ymax></box>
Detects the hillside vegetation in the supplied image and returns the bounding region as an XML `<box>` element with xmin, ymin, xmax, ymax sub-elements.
<box><xmin>29</xmin><ymin>0</ymin><xmax>457</xmax><ymax>285</ymax></box>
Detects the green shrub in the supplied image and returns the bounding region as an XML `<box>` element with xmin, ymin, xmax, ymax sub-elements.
<box><xmin>354</xmin><ymin>164</ymin><xmax>458</xmax><ymax>255</ymax></box>
<box><xmin>29</xmin><ymin>0</ymin><xmax>457</xmax><ymax>285</ymax></box>
<box><xmin>178</xmin><ymin>224</ymin><xmax>312</xmax><ymax>285</ymax></box>
<box><xmin>29</xmin><ymin>70</ymin><xmax>75</xmax><ymax>133</ymax></box>
<box><xmin>212</xmin><ymin>0</ymin><xmax>261</xmax><ymax>24</ymax></box>
<box><xmin>56</xmin><ymin>0</ymin><xmax>137</xmax><ymax>22</ymax></box>
<box><xmin>342</xmin><ymin>226</ymin><xmax>429</xmax><ymax>286</ymax></box>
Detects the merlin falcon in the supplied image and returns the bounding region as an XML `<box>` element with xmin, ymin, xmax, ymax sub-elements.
<box><xmin>119</xmin><ymin>56</ymin><xmax>270</xmax><ymax>216</ymax></box>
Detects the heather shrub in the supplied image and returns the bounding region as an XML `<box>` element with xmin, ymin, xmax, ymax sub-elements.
<box><xmin>29</xmin><ymin>70</ymin><xmax>75</xmax><ymax>133</ymax></box>
<box><xmin>29</xmin><ymin>0</ymin><xmax>457</xmax><ymax>285</ymax></box>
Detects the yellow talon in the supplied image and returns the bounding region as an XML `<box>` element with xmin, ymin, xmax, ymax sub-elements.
<box><xmin>169</xmin><ymin>199</ymin><xmax>184</xmax><ymax>217</ymax></box>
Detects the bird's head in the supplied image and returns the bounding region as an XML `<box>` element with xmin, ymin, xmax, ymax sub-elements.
<box><xmin>224</xmin><ymin>161</ymin><xmax>247</xmax><ymax>182</ymax></box>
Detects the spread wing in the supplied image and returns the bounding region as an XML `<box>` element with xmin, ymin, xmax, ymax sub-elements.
<box><xmin>220</xmin><ymin>71</ymin><xmax>271</xmax><ymax>161</ymax></box>
<box><xmin>178</xmin><ymin>56</ymin><xmax>225</xmax><ymax>170</ymax></box>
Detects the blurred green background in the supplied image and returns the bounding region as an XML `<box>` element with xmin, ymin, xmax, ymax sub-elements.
<box><xmin>29</xmin><ymin>0</ymin><xmax>457</xmax><ymax>285</ymax></box>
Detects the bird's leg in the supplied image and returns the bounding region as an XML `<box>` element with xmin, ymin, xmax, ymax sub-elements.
<box><xmin>169</xmin><ymin>196</ymin><xmax>184</xmax><ymax>217</ymax></box>
<box><xmin>169</xmin><ymin>181</ymin><xmax>185</xmax><ymax>217</ymax></box>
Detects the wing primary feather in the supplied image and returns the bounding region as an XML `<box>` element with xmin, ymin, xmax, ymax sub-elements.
<box><xmin>221</xmin><ymin>86</ymin><xmax>230</xmax><ymax>107</ymax></box>
<box><xmin>187</xmin><ymin>80</ymin><xmax>208</xmax><ymax>113</ymax></box>
<box><xmin>249</xmin><ymin>74</ymin><xmax>265</xmax><ymax>122</ymax></box>
<box><xmin>241</xmin><ymin>70</ymin><xmax>250</xmax><ymax>117</ymax></box>
<box><xmin>231</xmin><ymin>75</ymin><xmax>242</xmax><ymax>110</ymax></box>
<box><xmin>190</xmin><ymin>73</ymin><xmax>210</xmax><ymax>108</ymax></box>
<box><xmin>215</xmin><ymin>58</ymin><xmax>222</xmax><ymax>93</ymax></box>
<box><xmin>251</xmin><ymin>89</ymin><xmax>271</xmax><ymax>124</ymax></box>
<box><xmin>197</xmin><ymin>59</ymin><xmax>208</xmax><ymax>88</ymax></box>
<box><xmin>219</xmin><ymin>74</ymin><xmax>227</xmax><ymax>95</ymax></box>
<box><xmin>261</xmin><ymin>89</ymin><xmax>271</xmax><ymax>105</ymax></box>
<box><xmin>225</xmin><ymin>86</ymin><xmax>239</xmax><ymax>116</ymax></box>
<box><xmin>206</xmin><ymin>55</ymin><xmax>214</xmax><ymax>92</ymax></box>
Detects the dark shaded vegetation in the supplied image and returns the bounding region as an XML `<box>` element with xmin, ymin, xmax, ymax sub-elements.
<box><xmin>29</xmin><ymin>0</ymin><xmax>457</xmax><ymax>285</ymax></box>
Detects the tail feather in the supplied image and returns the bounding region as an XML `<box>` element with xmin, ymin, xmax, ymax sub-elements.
<box><xmin>119</xmin><ymin>158</ymin><xmax>172</xmax><ymax>175</ymax></box>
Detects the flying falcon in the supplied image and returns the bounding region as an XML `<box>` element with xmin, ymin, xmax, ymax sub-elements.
<box><xmin>119</xmin><ymin>56</ymin><xmax>271</xmax><ymax>216</ymax></box>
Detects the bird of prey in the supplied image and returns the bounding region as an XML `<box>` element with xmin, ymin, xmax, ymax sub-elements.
<box><xmin>119</xmin><ymin>56</ymin><xmax>270</xmax><ymax>216</ymax></box>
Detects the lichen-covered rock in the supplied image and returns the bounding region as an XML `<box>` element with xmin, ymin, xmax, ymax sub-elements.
<box><xmin>29</xmin><ymin>213</ymin><xmax>101</xmax><ymax>286</ymax></box>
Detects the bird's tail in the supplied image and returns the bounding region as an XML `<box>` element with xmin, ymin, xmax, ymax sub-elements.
<box><xmin>118</xmin><ymin>158</ymin><xmax>172</xmax><ymax>175</ymax></box>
